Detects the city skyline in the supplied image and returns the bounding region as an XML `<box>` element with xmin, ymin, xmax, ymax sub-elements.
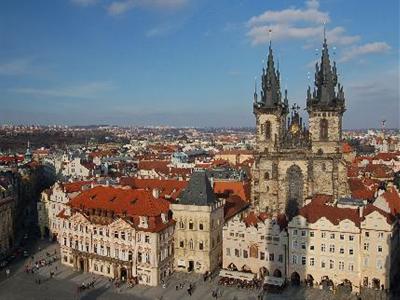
<box><xmin>0</xmin><ymin>0</ymin><xmax>398</xmax><ymax>128</ymax></box>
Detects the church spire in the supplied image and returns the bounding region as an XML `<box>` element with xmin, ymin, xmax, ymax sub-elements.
<box><xmin>260</xmin><ymin>39</ymin><xmax>282</xmax><ymax>108</ymax></box>
<box><xmin>307</xmin><ymin>27</ymin><xmax>345</xmax><ymax>112</ymax></box>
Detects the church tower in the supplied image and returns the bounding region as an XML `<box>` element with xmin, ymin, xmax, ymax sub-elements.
<box><xmin>253</xmin><ymin>43</ymin><xmax>288</xmax><ymax>154</ymax></box>
<box><xmin>307</xmin><ymin>35</ymin><xmax>345</xmax><ymax>155</ymax></box>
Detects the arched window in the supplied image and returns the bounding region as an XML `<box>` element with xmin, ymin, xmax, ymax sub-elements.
<box><xmin>320</xmin><ymin>119</ymin><xmax>329</xmax><ymax>141</ymax></box>
<box><xmin>265</xmin><ymin>121</ymin><xmax>271</xmax><ymax>140</ymax></box>
<box><xmin>189</xmin><ymin>239</ymin><xmax>194</xmax><ymax>250</ymax></box>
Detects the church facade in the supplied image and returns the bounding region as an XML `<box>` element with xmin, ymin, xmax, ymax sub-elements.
<box><xmin>251</xmin><ymin>38</ymin><xmax>349</xmax><ymax>217</ymax></box>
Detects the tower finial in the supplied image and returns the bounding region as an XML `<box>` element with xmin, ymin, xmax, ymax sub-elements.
<box><xmin>323</xmin><ymin>21</ymin><xmax>327</xmax><ymax>43</ymax></box>
<box><xmin>268</xmin><ymin>29</ymin><xmax>272</xmax><ymax>48</ymax></box>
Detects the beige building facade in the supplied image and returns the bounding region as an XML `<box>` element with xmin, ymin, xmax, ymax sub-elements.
<box><xmin>171</xmin><ymin>171</ymin><xmax>225</xmax><ymax>274</ymax></box>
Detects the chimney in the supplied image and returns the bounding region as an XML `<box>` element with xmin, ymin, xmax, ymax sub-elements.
<box><xmin>359</xmin><ymin>206</ymin><xmax>364</xmax><ymax>218</ymax></box>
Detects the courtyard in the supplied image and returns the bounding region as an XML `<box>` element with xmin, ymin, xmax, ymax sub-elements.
<box><xmin>0</xmin><ymin>240</ymin><xmax>390</xmax><ymax>300</ymax></box>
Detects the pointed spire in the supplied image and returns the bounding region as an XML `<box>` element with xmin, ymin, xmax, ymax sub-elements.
<box><xmin>253</xmin><ymin>77</ymin><xmax>258</xmax><ymax>103</ymax></box>
<box><xmin>307</xmin><ymin>24</ymin><xmax>345</xmax><ymax>111</ymax></box>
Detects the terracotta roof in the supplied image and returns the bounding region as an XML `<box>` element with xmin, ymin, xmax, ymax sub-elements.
<box><xmin>373</xmin><ymin>152</ymin><xmax>399</xmax><ymax>161</ymax></box>
<box><xmin>342</xmin><ymin>143</ymin><xmax>353</xmax><ymax>153</ymax></box>
<box><xmin>380</xmin><ymin>186</ymin><xmax>400</xmax><ymax>215</ymax></box>
<box><xmin>120</xmin><ymin>177</ymin><xmax>187</xmax><ymax>200</ymax></box>
<box><xmin>70</xmin><ymin>186</ymin><xmax>170</xmax><ymax>217</ymax></box>
<box><xmin>62</xmin><ymin>181</ymin><xmax>92</xmax><ymax>194</ymax></box>
<box><xmin>298</xmin><ymin>195</ymin><xmax>395</xmax><ymax>226</ymax></box>
<box><xmin>224</xmin><ymin>195</ymin><xmax>249</xmax><ymax>221</ymax></box>
<box><xmin>217</xmin><ymin>150</ymin><xmax>253</xmax><ymax>155</ymax></box>
<box><xmin>213</xmin><ymin>181</ymin><xmax>251</xmax><ymax>202</ymax></box>
<box><xmin>348</xmin><ymin>178</ymin><xmax>376</xmax><ymax>200</ymax></box>
<box><xmin>365</xmin><ymin>164</ymin><xmax>394</xmax><ymax>179</ymax></box>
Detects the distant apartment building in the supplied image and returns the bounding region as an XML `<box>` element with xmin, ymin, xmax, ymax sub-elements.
<box><xmin>61</xmin><ymin>157</ymin><xmax>95</xmax><ymax>179</ymax></box>
<box><xmin>57</xmin><ymin>186</ymin><xmax>174</xmax><ymax>286</ymax></box>
<box><xmin>287</xmin><ymin>195</ymin><xmax>399</xmax><ymax>292</ymax></box>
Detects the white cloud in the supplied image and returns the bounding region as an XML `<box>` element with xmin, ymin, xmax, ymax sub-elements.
<box><xmin>339</xmin><ymin>42</ymin><xmax>391</xmax><ymax>62</ymax></box>
<box><xmin>248</xmin><ymin>7</ymin><xmax>329</xmax><ymax>27</ymax></box>
<box><xmin>107</xmin><ymin>0</ymin><xmax>188</xmax><ymax>16</ymax></box>
<box><xmin>70</xmin><ymin>0</ymin><xmax>97</xmax><ymax>6</ymax></box>
<box><xmin>9</xmin><ymin>81</ymin><xmax>115</xmax><ymax>99</ymax></box>
<box><xmin>246</xmin><ymin>0</ymin><xmax>359</xmax><ymax>46</ymax></box>
<box><xmin>146</xmin><ymin>23</ymin><xmax>178</xmax><ymax>37</ymax></box>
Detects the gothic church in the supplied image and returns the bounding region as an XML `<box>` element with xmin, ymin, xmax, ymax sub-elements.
<box><xmin>251</xmin><ymin>36</ymin><xmax>349</xmax><ymax>217</ymax></box>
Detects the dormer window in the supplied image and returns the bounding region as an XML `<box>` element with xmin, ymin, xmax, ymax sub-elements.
<box><xmin>139</xmin><ymin>216</ymin><xmax>148</xmax><ymax>228</ymax></box>
<box><xmin>161</xmin><ymin>213</ymin><xmax>168</xmax><ymax>223</ymax></box>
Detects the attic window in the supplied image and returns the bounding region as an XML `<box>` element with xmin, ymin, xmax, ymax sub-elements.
<box><xmin>90</xmin><ymin>195</ymin><xmax>96</xmax><ymax>200</ymax></box>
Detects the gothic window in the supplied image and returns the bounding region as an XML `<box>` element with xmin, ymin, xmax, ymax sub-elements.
<box><xmin>250</xmin><ymin>244</ymin><xmax>259</xmax><ymax>258</ymax></box>
<box><xmin>265</xmin><ymin>121</ymin><xmax>271</xmax><ymax>140</ymax></box>
<box><xmin>264</xmin><ymin>172</ymin><xmax>270</xmax><ymax>180</ymax></box>
<box><xmin>321</xmin><ymin>163</ymin><xmax>326</xmax><ymax>171</ymax></box>
<box><xmin>320</xmin><ymin>119</ymin><xmax>329</xmax><ymax>141</ymax></box>
<box><xmin>272</xmin><ymin>162</ymin><xmax>278</xmax><ymax>179</ymax></box>
<box><xmin>286</xmin><ymin>165</ymin><xmax>304</xmax><ymax>219</ymax></box>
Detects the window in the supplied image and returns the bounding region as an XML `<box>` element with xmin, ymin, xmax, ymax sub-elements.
<box><xmin>321</xmin><ymin>261</ymin><xmax>326</xmax><ymax>268</ymax></box>
<box><xmin>179</xmin><ymin>220</ymin><xmax>185</xmax><ymax>229</ymax></box>
<box><xmin>310</xmin><ymin>245</ymin><xmax>314</xmax><ymax>251</ymax></box>
<box><xmin>329</xmin><ymin>244</ymin><xmax>335</xmax><ymax>253</ymax></box>
<box><xmin>378</xmin><ymin>232</ymin><xmax>384</xmax><ymax>239</ymax></box>
<box><xmin>189</xmin><ymin>220</ymin><xmax>194</xmax><ymax>230</ymax></box>
<box><xmin>364</xmin><ymin>243</ymin><xmax>369</xmax><ymax>251</ymax></box>
<box><xmin>340</xmin><ymin>234</ymin><xmax>344</xmax><ymax>240</ymax></box>
<box><xmin>292</xmin><ymin>255</ymin><xmax>297</xmax><ymax>264</ymax></box>
<box><xmin>264</xmin><ymin>172</ymin><xmax>270</xmax><ymax>180</ymax></box>
<box><xmin>378</xmin><ymin>245</ymin><xmax>383</xmax><ymax>252</ymax></box>
<box><xmin>145</xmin><ymin>235</ymin><xmax>150</xmax><ymax>243</ymax></box>
<box><xmin>302</xmin><ymin>256</ymin><xmax>306</xmax><ymax>265</ymax></box>
<box><xmin>329</xmin><ymin>260</ymin><xmax>334</xmax><ymax>269</ymax></box>
<box><xmin>340</xmin><ymin>248</ymin><xmax>344</xmax><ymax>254</ymax></box>
<box><xmin>235</xmin><ymin>249</ymin><xmax>240</xmax><ymax>257</ymax></box>
<box><xmin>269</xmin><ymin>253</ymin><xmax>274</xmax><ymax>261</ymax></box>
<box><xmin>301</xmin><ymin>230</ymin><xmax>306</xmax><ymax>237</ymax></box>
<box><xmin>348</xmin><ymin>263</ymin><xmax>354</xmax><ymax>271</ymax></box>
<box><xmin>293</xmin><ymin>229</ymin><xmax>298</xmax><ymax>236</ymax></box>
<box><xmin>93</xmin><ymin>227</ymin><xmax>97</xmax><ymax>235</ymax></box>
<box><xmin>310</xmin><ymin>231</ymin><xmax>314</xmax><ymax>237</ymax></box>
<box><xmin>260</xmin><ymin>252</ymin><xmax>265</xmax><ymax>260</ymax></box>
<box><xmin>226</xmin><ymin>248</ymin><xmax>230</xmax><ymax>256</ymax></box>
<box><xmin>349</xmin><ymin>235</ymin><xmax>354</xmax><ymax>241</ymax></box>
<box><xmin>243</xmin><ymin>250</ymin><xmax>248</xmax><ymax>258</ymax></box>
<box><xmin>320</xmin><ymin>119</ymin><xmax>328</xmax><ymax>140</ymax></box>
<box><xmin>114</xmin><ymin>231</ymin><xmax>119</xmax><ymax>238</ymax></box>
<box><xmin>321</xmin><ymin>232</ymin><xmax>326</xmax><ymax>238</ymax></box>
<box><xmin>376</xmin><ymin>260</ymin><xmax>383</xmax><ymax>270</ymax></box>
<box><xmin>189</xmin><ymin>239</ymin><xmax>194</xmax><ymax>250</ymax></box>
<box><xmin>365</xmin><ymin>231</ymin><xmax>369</xmax><ymax>238</ymax></box>
<box><xmin>199</xmin><ymin>241</ymin><xmax>204</xmax><ymax>250</ymax></box>
<box><xmin>179</xmin><ymin>240</ymin><xmax>184</xmax><ymax>248</ymax></box>
<box><xmin>321</xmin><ymin>244</ymin><xmax>326</xmax><ymax>252</ymax></box>
<box><xmin>292</xmin><ymin>240</ymin><xmax>298</xmax><ymax>249</ymax></box>
<box><xmin>301</xmin><ymin>242</ymin><xmax>306</xmax><ymax>250</ymax></box>
<box><xmin>199</xmin><ymin>223</ymin><xmax>204</xmax><ymax>230</ymax></box>
<box><xmin>278</xmin><ymin>255</ymin><xmax>283</xmax><ymax>263</ymax></box>
<box><xmin>339</xmin><ymin>261</ymin><xmax>344</xmax><ymax>270</ymax></box>
<box><xmin>330</xmin><ymin>233</ymin><xmax>335</xmax><ymax>239</ymax></box>
<box><xmin>349</xmin><ymin>249</ymin><xmax>354</xmax><ymax>255</ymax></box>
<box><xmin>115</xmin><ymin>249</ymin><xmax>119</xmax><ymax>259</ymax></box>
<box><xmin>364</xmin><ymin>257</ymin><xmax>369</xmax><ymax>267</ymax></box>
<box><xmin>265</xmin><ymin>121</ymin><xmax>271</xmax><ymax>140</ymax></box>
<box><xmin>121</xmin><ymin>232</ymin><xmax>125</xmax><ymax>240</ymax></box>
<box><xmin>310</xmin><ymin>257</ymin><xmax>315</xmax><ymax>266</ymax></box>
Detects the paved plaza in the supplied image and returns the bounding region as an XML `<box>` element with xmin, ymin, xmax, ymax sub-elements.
<box><xmin>0</xmin><ymin>241</ymin><xmax>391</xmax><ymax>300</ymax></box>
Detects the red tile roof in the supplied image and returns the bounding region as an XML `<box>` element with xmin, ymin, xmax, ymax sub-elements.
<box><xmin>380</xmin><ymin>186</ymin><xmax>400</xmax><ymax>215</ymax></box>
<box><xmin>62</xmin><ymin>181</ymin><xmax>92</xmax><ymax>194</ymax></box>
<box><xmin>224</xmin><ymin>195</ymin><xmax>249</xmax><ymax>221</ymax></box>
<box><xmin>213</xmin><ymin>181</ymin><xmax>251</xmax><ymax>202</ymax></box>
<box><xmin>342</xmin><ymin>143</ymin><xmax>353</xmax><ymax>153</ymax></box>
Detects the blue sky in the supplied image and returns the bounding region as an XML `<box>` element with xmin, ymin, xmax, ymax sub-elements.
<box><xmin>0</xmin><ymin>0</ymin><xmax>398</xmax><ymax>128</ymax></box>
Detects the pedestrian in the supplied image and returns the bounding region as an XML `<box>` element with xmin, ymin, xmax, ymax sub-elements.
<box><xmin>5</xmin><ymin>269</ymin><xmax>10</xmax><ymax>278</ymax></box>
<box><xmin>175</xmin><ymin>285</ymin><xmax>178</xmax><ymax>291</ymax></box>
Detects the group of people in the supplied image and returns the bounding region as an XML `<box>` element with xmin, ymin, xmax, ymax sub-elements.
<box><xmin>175</xmin><ymin>281</ymin><xmax>195</xmax><ymax>296</ymax></box>
<box><xmin>218</xmin><ymin>277</ymin><xmax>263</xmax><ymax>290</ymax></box>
